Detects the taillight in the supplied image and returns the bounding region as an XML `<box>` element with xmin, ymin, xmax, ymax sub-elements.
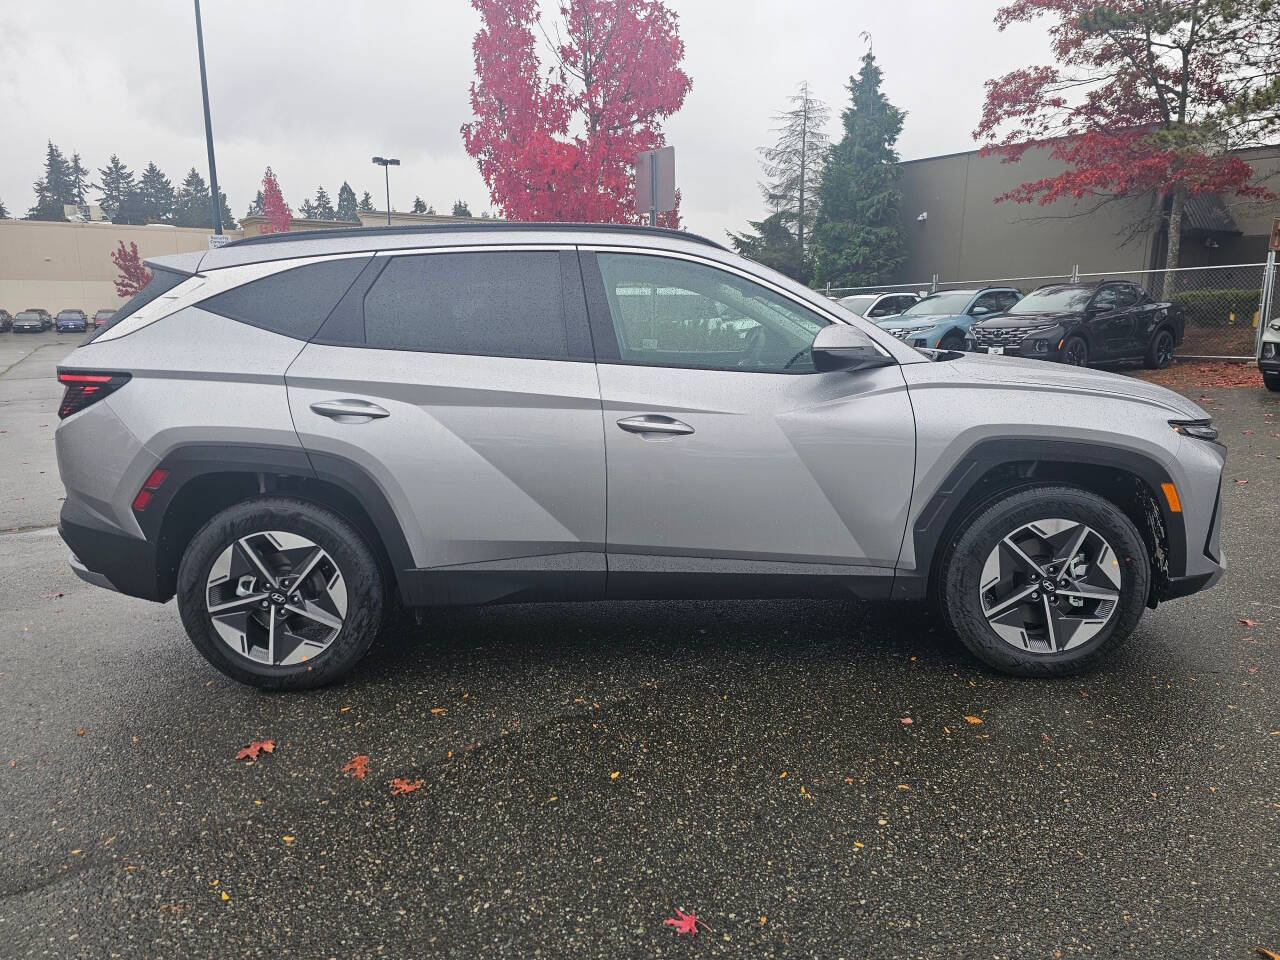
<box><xmin>57</xmin><ymin>370</ymin><xmax>131</xmax><ymax>419</ymax></box>
<box><xmin>132</xmin><ymin>468</ymin><xmax>169</xmax><ymax>512</ymax></box>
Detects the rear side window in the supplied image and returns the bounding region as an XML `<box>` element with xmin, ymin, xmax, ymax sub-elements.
<box><xmin>363</xmin><ymin>252</ymin><xmax>569</xmax><ymax>358</ymax></box>
<box><xmin>88</xmin><ymin>267</ymin><xmax>188</xmax><ymax>341</ymax></box>
<box><xmin>199</xmin><ymin>256</ymin><xmax>372</xmax><ymax>341</ymax></box>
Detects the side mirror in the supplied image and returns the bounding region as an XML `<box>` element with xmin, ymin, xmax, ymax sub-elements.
<box><xmin>970</xmin><ymin>305</ymin><xmax>991</xmax><ymax>316</ymax></box>
<box><xmin>811</xmin><ymin>324</ymin><xmax>896</xmax><ymax>373</ymax></box>
<box><xmin>1090</xmin><ymin>302</ymin><xmax>1114</xmax><ymax>315</ymax></box>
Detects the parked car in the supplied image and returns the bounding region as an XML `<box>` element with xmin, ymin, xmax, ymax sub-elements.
<box><xmin>56</xmin><ymin>309</ymin><xmax>89</xmax><ymax>334</ymax></box>
<box><xmin>836</xmin><ymin>291</ymin><xmax>919</xmax><ymax>322</ymax></box>
<box><xmin>25</xmin><ymin>308</ymin><xmax>54</xmax><ymax>330</ymax></box>
<box><xmin>967</xmin><ymin>280</ymin><xmax>1182</xmax><ymax>368</ymax></box>
<box><xmin>92</xmin><ymin>309</ymin><xmax>117</xmax><ymax>329</ymax></box>
<box><xmin>0</xmin><ymin>309</ymin><xmax>11</xmax><ymax>332</ymax></box>
<box><xmin>12</xmin><ymin>310</ymin><xmax>48</xmax><ymax>333</ymax></box>
<box><xmin>878</xmin><ymin>287</ymin><xmax>1023</xmax><ymax>350</ymax></box>
<box><xmin>55</xmin><ymin>223</ymin><xmax>1224</xmax><ymax>689</ymax></box>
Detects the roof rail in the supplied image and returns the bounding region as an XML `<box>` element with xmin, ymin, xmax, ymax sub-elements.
<box><xmin>226</xmin><ymin>220</ymin><xmax>726</xmax><ymax>251</ymax></box>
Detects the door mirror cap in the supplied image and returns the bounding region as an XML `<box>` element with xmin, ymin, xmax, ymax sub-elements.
<box><xmin>811</xmin><ymin>324</ymin><xmax>896</xmax><ymax>373</ymax></box>
<box><xmin>1090</xmin><ymin>303</ymin><xmax>1115</xmax><ymax>315</ymax></box>
<box><xmin>970</xmin><ymin>305</ymin><xmax>992</xmax><ymax>316</ymax></box>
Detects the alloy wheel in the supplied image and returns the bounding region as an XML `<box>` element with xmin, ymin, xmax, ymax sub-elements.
<box><xmin>205</xmin><ymin>530</ymin><xmax>347</xmax><ymax>666</ymax></box>
<box><xmin>978</xmin><ymin>518</ymin><xmax>1122</xmax><ymax>654</ymax></box>
<box><xmin>1062</xmin><ymin>338</ymin><xmax>1088</xmax><ymax>366</ymax></box>
<box><xmin>1154</xmin><ymin>330</ymin><xmax>1174</xmax><ymax>368</ymax></box>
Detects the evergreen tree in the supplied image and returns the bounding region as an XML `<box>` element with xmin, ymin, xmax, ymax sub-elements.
<box><xmin>411</xmin><ymin>196</ymin><xmax>428</xmax><ymax>214</ymax></box>
<box><xmin>137</xmin><ymin>162</ymin><xmax>177</xmax><ymax>223</ymax></box>
<box><xmin>29</xmin><ymin>141</ymin><xmax>74</xmax><ymax>220</ymax></box>
<box><xmin>174</xmin><ymin>168</ymin><xmax>208</xmax><ymax>227</ymax></box>
<box><xmin>0</xmin><ymin>198</ymin><xmax>8</xmax><ymax>219</ymax></box>
<box><xmin>812</xmin><ymin>49</ymin><xmax>906</xmax><ymax>287</ymax></box>
<box><xmin>336</xmin><ymin>182</ymin><xmax>359</xmax><ymax>222</ymax></box>
<box><xmin>246</xmin><ymin>190</ymin><xmax>265</xmax><ymax>218</ymax></box>
<box><xmin>310</xmin><ymin>185</ymin><xmax>336</xmax><ymax>220</ymax></box>
<box><xmin>451</xmin><ymin>199</ymin><xmax>472</xmax><ymax>217</ymax></box>
<box><xmin>298</xmin><ymin>198</ymin><xmax>317</xmax><ymax>219</ymax></box>
<box><xmin>758</xmin><ymin>83</ymin><xmax>829</xmax><ymax>283</ymax></box>
<box><xmin>728</xmin><ymin>211</ymin><xmax>804</xmax><ymax>277</ymax></box>
<box><xmin>96</xmin><ymin>155</ymin><xmax>135</xmax><ymax>221</ymax></box>
<box><xmin>358</xmin><ymin>190</ymin><xmax>375</xmax><ymax>212</ymax></box>
<box><xmin>68</xmin><ymin>152</ymin><xmax>94</xmax><ymax>205</ymax></box>
<box><xmin>113</xmin><ymin>190</ymin><xmax>149</xmax><ymax>225</ymax></box>
<box><xmin>218</xmin><ymin>188</ymin><xmax>238</xmax><ymax>231</ymax></box>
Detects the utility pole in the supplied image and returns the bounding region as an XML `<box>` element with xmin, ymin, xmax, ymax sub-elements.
<box><xmin>193</xmin><ymin>0</ymin><xmax>222</xmax><ymax>235</ymax></box>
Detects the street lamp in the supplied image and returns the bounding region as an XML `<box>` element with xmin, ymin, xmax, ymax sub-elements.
<box><xmin>193</xmin><ymin>0</ymin><xmax>223</xmax><ymax>235</ymax></box>
<box><xmin>371</xmin><ymin>156</ymin><xmax>400</xmax><ymax>226</ymax></box>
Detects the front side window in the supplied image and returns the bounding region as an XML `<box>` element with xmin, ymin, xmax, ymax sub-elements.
<box><xmin>595</xmin><ymin>253</ymin><xmax>827</xmax><ymax>373</ymax></box>
<box><xmin>363</xmin><ymin>251</ymin><xmax>569</xmax><ymax>358</ymax></box>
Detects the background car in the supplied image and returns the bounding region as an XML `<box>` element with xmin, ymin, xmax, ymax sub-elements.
<box><xmin>836</xmin><ymin>291</ymin><xmax>920</xmax><ymax>322</ymax></box>
<box><xmin>56</xmin><ymin>309</ymin><xmax>89</xmax><ymax>334</ymax></box>
<box><xmin>12</xmin><ymin>310</ymin><xmax>48</xmax><ymax>333</ymax></box>
<box><xmin>878</xmin><ymin>287</ymin><xmax>1023</xmax><ymax>350</ymax></box>
<box><xmin>25</xmin><ymin>308</ymin><xmax>54</xmax><ymax>331</ymax></box>
<box><xmin>967</xmin><ymin>280</ymin><xmax>1183</xmax><ymax>368</ymax></box>
<box><xmin>92</xmin><ymin>308</ymin><xmax>116</xmax><ymax>329</ymax></box>
<box><xmin>0</xmin><ymin>309</ymin><xmax>11</xmax><ymax>332</ymax></box>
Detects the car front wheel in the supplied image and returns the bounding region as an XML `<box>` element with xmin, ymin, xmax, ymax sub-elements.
<box><xmin>941</xmin><ymin>485</ymin><xmax>1150</xmax><ymax>677</ymax></box>
<box><xmin>176</xmin><ymin>497</ymin><xmax>385</xmax><ymax>690</ymax></box>
<box><xmin>1061</xmin><ymin>336</ymin><xmax>1089</xmax><ymax>366</ymax></box>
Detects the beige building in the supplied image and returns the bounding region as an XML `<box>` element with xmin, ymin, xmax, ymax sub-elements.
<box><xmin>893</xmin><ymin>143</ymin><xmax>1280</xmax><ymax>285</ymax></box>
<box><xmin>0</xmin><ymin>210</ymin><xmax>479</xmax><ymax>314</ymax></box>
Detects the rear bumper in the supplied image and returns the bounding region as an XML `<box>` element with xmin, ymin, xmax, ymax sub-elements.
<box><xmin>59</xmin><ymin>500</ymin><xmax>167</xmax><ymax>602</ymax></box>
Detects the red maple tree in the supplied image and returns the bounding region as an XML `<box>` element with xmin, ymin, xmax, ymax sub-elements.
<box><xmin>110</xmin><ymin>240</ymin><xmax>152</xmax><ymax>298</ymax></box>
<box><xmin>261</xmin><ymin>166</ymin><xmax>292</xmax><ymax>234</ymax></box>
<box><xmin>461</xmin><ymin>0</ymin><xmax>690</xmax><ymax>224</ymax></box>
<box><xmin>975</xmin><ymin>1</ymin><xmax>1279</xmax><ymax>273</ymax></box>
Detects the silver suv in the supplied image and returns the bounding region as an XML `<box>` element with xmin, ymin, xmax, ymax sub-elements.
<box><xmin>54</xmin><ymin>224</ymin><xmax>1226</xmax><ymax>688</ymax></box>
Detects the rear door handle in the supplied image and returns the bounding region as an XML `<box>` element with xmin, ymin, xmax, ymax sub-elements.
<box><xmin>310</xmin><ymin>399</ymin><xmax>390</xmax><ymax>422</ymax></box>
<box><xmin>616</xmin><ymin>415</ymin><xmax>694</xmax><ymax>436</ymax></box>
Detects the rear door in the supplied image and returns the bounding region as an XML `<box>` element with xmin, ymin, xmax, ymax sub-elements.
<box><xmin>581</xmin><ymin>248</ymin><xmax>917</xmax><ymax>599</ymax></box>
<box><xmin>285</xmin><ymin>247</ymin><xmax>607</xmax><ymax>603</ymax></box>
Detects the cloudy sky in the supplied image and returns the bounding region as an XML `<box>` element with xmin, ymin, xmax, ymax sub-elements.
<box><xmin>0</xmin><ymin>1</ymin><xmax>1050</xmax><ymax>240</ymax></box>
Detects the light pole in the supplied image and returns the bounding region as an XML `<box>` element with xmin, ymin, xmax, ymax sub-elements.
<box><xmin>193</xmin><ymin>0</ymin><xmax>222</xmax><ymax>235</ymax></box>
<box><xmin>371</xmin><ymin>157</ymin><xmax>399</xmax><ymax>226</ymax></box>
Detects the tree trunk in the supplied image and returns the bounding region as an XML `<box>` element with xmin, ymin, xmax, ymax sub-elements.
<box><xmin>1162</xmin><ymin>188</ymin><xmax>1186</xmax><ymax>301</ymax></box>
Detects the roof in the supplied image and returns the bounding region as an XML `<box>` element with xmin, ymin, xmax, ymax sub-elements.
<box><xmin>1182</xmin><ymin>193</ymin><xmax>1242</xmax><ymax>235</ymax></box>
<box><xmin>224</xmin><ymin>221</ymin><xmax>725</xmax><ymax>251</ymax></box>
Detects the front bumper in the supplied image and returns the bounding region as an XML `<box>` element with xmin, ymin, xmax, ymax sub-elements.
<box><xmin>57</xmin><ymin>323</ymin><xmax>87</xmax><ymax>333</ymax></box>
<box><xmin>13</xmin><ymin>325</ymin><xmax>42</xmax><ymax>333</ymax></box>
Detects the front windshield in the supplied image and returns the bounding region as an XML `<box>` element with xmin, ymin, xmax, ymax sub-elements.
<box><xmin>1008</xmin><ymin>286</ymin><xmax>1094</xmax><ymax>314</ymax></box>
<box><xmin>837</xmin><ymin>295</ymin><xmax>876</xmax><ymax>316</ymax></box>
<box><xmin>901</xmin><ymin>291</ymin><xmax>974</xmax><ymax>316</ymax></box>
<box><xmin>16</xmin><ymin>312</ymin><xmax>40</xmax><ymax>320</ymax></box>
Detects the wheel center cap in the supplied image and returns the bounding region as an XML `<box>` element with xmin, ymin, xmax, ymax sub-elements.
<box><xmin>1042</xmin><ymin>579</ymin><xmax>1056</xmax><ymax>593</ymax></box>
<box><xmin>269</xmin><ymin>591</ymin><xmax>286</xmax><ymax>605</ymax></box>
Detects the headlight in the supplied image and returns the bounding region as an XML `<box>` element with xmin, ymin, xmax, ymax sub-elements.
<box><xmin>1170</xmin><ymin>420</ymin><xmax>1219</xmax><ymax>442</ymax></box>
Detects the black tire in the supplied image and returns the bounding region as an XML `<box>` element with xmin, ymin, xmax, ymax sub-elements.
<box><xmin>1061</xmin><ymin>335</ymin><xmax>1089</xmax><ymax>367</ymax></box>
<box><xmin>938</xmin><ymin>331</ymin><xmax>966</xmax><ymax>351</ymax></box>
<box><xmin>1144</xmin><ymin>327</ymin><xmax>1176</xmax><ymax>369</ymax></box>
<box><xmin>1264</xmin><ymin>371</ymin><xmax>1280</xmax><ymax>393</ymax></box>
<box><xmin>176</xmin><ymin>496</ymin><xmax>385</xmax><ymax>690</ymax></box>
<box><xmin>941</xmin><ymin>485</ymin><xmax>1150</xmax><ymax>677</ymax></box>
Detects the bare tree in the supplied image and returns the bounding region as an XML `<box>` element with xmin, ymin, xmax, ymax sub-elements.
<box><xmin>759</xmin><ymin>82</ymin><xmax>830</xmax><ymax>282</ymax></box>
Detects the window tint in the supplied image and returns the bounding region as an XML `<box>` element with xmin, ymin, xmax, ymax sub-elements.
<box><xmin>1111</xmin><ymin>284</ymin><xmax>1139</xmax><ymax>308</ymax></box>
<box><xmin>595</xmin><ymin>253</ymin><xmax>827</xmax><ymax>372</ymax></box>
<box><xmin>1092</xmin><ymin>286</ymin><xmax>1119</xmax><ymax>310</ymax></box>
<box><xmin>200</xmin><ymin>256</ymin><xmax>371</xmax><ymax>341</ymax></box>
<box><xmin>87</xmin><ymin>267</ymin><xmax>188</xmax><ymax>341</ymax></box>
<box><xmin>363</xmin><ymin>252</ymin><xmax>569</xmax><ymax>358</ymax></box>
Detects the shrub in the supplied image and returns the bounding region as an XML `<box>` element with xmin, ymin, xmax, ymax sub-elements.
<box><xmin>1169</xmin><ymin>288</ymin><xmax>1260</xmax><ymax>327</ymax></box>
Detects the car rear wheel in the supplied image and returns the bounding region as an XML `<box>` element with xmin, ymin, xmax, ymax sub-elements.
<box><xmin>1061</xmin><ymin>336</ymin><xmax>1089</xmax><ymax>366</ymax></box>
<box><xmin>176</xmin><ymin>497</ymin><xmax>385</xmax><ymax>690</ymax></box>
<box><xmin>1264</xmin><ymin>371</ymin><xmax>1280</xmax><ymax>392</ymax></box>
<box><xmin>941</xmin><ymin>485</ymin><xmax>1149</xmax><ymax>677</ymax></box>
<box><xmin>1144</xmin><ymin>327</ymin><xmax>1176</xmax><ymax>369</ymax></box>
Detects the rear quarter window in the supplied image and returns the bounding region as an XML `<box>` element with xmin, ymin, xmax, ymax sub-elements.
<box><xmin>87</xmin><ymin>267</ymin><xmax>189</xmax><ymax>341</ymax></box>
<box><xmin>198</xmin><ymin>256</ymin><xmax>373</xmax><ymax>341</ymax></box>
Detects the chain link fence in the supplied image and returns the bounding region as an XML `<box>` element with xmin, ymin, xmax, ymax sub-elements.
<box><xmin>822</xmin><ymin>262</ymin><xmax>1268</xmax><ymax>359</ymax></box>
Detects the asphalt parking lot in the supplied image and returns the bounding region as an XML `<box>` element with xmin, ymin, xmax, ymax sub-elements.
<box><xmin>2</xmin><ymin>331</ymin><xmax>1277</xmax><ymax>958</ymax></box>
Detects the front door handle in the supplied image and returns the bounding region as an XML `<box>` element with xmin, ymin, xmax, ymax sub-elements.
<box><xmin>310</xmin><ymin>399</ymin><xmax>390</xmax><ymax>422</ymax></box>
<box><xmin>616</xmin><ymin>415</ymin><xmax>694</xmax><ymax>436</ymax></box>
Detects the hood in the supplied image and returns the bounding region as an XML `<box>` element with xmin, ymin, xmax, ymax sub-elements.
<box><xmin>975</xmin><ymin>311</ymin><xmax>1076</xmax><ymax>329</ymax></box>
<box><xmin>880</xmin><ymin>313</ymin><xmax>963</xmax><ymax>332</ymax></box>
<box><xmin>943</xmin><ymin>352</ymin><xmax>1207</xmax><ymax>418</ymax></box>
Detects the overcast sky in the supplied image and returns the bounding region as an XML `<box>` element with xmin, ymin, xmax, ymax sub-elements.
<box><xmin>0</xmin><ymin>1</ymin><xmax>1051</xmax><ymax>240</ymax></box>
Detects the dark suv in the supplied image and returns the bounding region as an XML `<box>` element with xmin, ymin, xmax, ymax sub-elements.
<box><xmin>968</xmin><ymin>281</ymin><xmax>1182</xmax><ymax>368</ymax></box>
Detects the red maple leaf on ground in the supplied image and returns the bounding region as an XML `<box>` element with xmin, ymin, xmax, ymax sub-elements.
<box><xmin>390</xmin><ymin>777</ymin><xmax>423</xmax><ymax>795</ymax></box>
<box><xmin>664</xmin><ymin>908</ymin><xmax>708</xmax><ymax>936</ymax></box>
<box><xmin>235</xmin><ymin>739</ymin><xmax>275</xmax><ymax>762</ymax></box>
<box><xmin>341</xmin><ymin>754</ymin><xmax>370</xmax><ymax>780</ymax></box>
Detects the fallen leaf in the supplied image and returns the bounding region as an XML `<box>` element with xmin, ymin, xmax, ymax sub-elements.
<box><xmin>899</xmin><ymin>717</ymin><xmax>914</xmax><ymax>725</ymax></box>
<box><xmin>664</xmin><ymin>907</ymin><xmax>707</xmax><ymax>937</ymax></box>
<box><xmin>778</xmin><ymin>771</ymin><xmax>787</xmax><ymax>779</ymax></box>
<box><xmin>390</xmin><ymin>777</ymin><xmax>423</xmax><ymax>795</ymax></box>
<box><xmin>235</xmin><ymin>739</ymin><xmax>275</xmax><ymax>762</ymax></box>
<box><xmin>75</xmin><ymin>727</ymin><xmax>86</xmax><ymax>737</ymax></box>
<box><xmin>1239</xmin><ymin>618</ymin><xmax>1259</xmax><ymax>627</ymax></box>
<box><xmin>963</xmin><ymin>715</ymin><xmax>983</xmax><ymax>725</ymax></box>
<box><xmin>341</xmin><ymin>754</ymin><xmax>370</xmax><ymax>780</ymax></box>
<box><xmin>1256</xmin><ymin>949</ymin><xmax>1280</xmax><ymax>960</ymax></box>
<box><xmin>1235</xmin><ymin>478</ymin><xmax>1249</xmax><ymax>485</ymax></box>
<box><xmin>220</xmin><ymin>891</ymin><xmax>229</xmax><ymax>901</ymax></box>
<box><xmin>282</xmin><ymin>835</ymin><xmax>295</xmax><ymax>843</ymax></box>
<box><xmin>430</xmin><ymin>707</ymin><xmax>447</xmax><ymax>715</ymax></box>
<box><xmin>610</xmin><ymin>770</ymin><xmax>620</xmax><ymax>779</ymax></box>
<box><xmin>897</xmin><ymin>783</ymin><xmax>911</xmax><ymax>791</ymax></box>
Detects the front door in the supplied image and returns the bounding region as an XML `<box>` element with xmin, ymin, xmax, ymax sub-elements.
<box><xmin>580</xmin><ymin>249</ymin><xmax>917</xmax><ymax>599</ymax></box>
<box><xmin>1089</xmin><ymin>285</ymin><xmax>1137</xmax><ymax>358</ymax></box>
<box><xmin>286</xmin><ymin>248</ymin><xmax>607</xmax><ymax>604</ymax></box>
